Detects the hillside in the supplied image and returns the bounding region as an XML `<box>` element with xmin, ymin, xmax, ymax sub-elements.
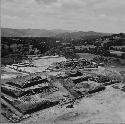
<box><xmin>1</xmin><ymin>28</ymin><xmax>111</xmax><ymax>38</ymax></box>
<box><xmin>55</xmin><ymin>31</ymin><xmax>111</xmax><ymax>40</ymax></box>
<box><xmin>1</xmin><ymin>28</ymin><xmax>57</xmax><ymax>37</ymax></box>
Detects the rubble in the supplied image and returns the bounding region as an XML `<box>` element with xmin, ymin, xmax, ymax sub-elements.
<box><xmin>1</xmin><ymin>57</ymin><xmax>123</xmax><ymax>123</ymax></box>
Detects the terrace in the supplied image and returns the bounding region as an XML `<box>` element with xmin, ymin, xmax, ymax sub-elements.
<box><xmin>4</xmin><ymin>75</ymin><xmax>47</xmax><ymax>89</ymax></box>
<box><xmin>70</xmin><ymin>76</ymin><xmax>91</xmax><ymax>84</ymax></box>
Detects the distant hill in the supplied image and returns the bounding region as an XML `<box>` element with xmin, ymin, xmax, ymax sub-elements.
<box><xmin>1</xmin><ymin>28</ymin><xmax>111</xmax><ymax>38</ymax></box>
<box><xmin>50</xmin><ymin>29</ymin><xmax>74</xmax><ymax>34</ymax></box>
<box><xmin>1</xmin><ymin>28</ymin><xmax>57</xmax><ymax>37</ymax></box>
<box><xmin>55</xmin><ymin>31</ymin><xmax>111</xmax><ymax>40</ymax></box>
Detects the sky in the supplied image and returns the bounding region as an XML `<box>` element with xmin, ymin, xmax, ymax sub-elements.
<box><xmin>1</xmin><ymin>0</ymin><xmax>125</xmax><ymax>33</ymax></box>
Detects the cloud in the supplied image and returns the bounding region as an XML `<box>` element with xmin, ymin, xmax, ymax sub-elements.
<box><xmin>91</xmin><ymin>0</ymin><xmax>125</xmax><ymax>17</ymax></box>
<box><xmin>35</xmin><ymin>0</ymin><xmax>58</xmax><ymax>5</ymax></box>
<box><xmin>1</xmin><ymin>0</ymin><xmax>125</xmax><ymax>33</ymax></box>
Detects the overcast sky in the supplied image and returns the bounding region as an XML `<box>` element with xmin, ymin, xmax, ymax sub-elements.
<box><xmin>1</xmin><ymin>0</ymin><xmax>125</xmax><ymax>33</ymax></box>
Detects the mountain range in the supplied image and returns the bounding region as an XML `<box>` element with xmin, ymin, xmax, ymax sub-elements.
<box><xmin>1</xmin><ymin>28</ymin><xmax>111</xmax><ymax>39</ymax></box>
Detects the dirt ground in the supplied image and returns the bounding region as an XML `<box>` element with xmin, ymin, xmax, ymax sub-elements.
<box><xmin>18</xmin><ymin>85</ymin><xmax>125</xmax><ymax>124</ymax></box>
